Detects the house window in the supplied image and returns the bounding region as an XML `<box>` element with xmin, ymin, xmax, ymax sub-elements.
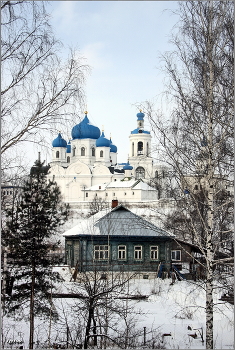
<box><xmin>92</xmin><ymin>147</ymin><xmax>95</xmax><ymax>156</ymax></box>
<box><xmin>67</xmin><ymin>156</ymin><xmax>70</xmax><ymax>163</ymax></box>
<box><xmin>155</xmin><ymin>171</ymin><xmax>158</xmax><ymax>179</ymax></box>
<box><xmin>124</xmin><ymin>192</ymin><xmax>126</xmax><ymax>196</ymax></box>
<box><xmin>132</xmin><ymin>192</ymin><xmax>134</xmax><ymax>195</ymax></box>
<box><xmin>100</xmin><ymin>150</ymin><xmax>103</xmax><ymax>157</ymax></box>
<box><xmin>86</xmin><ymin>193</ymin><xmax>88</xmax><ymax>197</ymax></box>
<box><xmin>171</xmin><ymin>250</ymin><xmax>181</xmax><ymax>261</ymax></box>
<box><xmin>105</xmin><ymin>193</ymin><xmax>108</xmax><ymax>196</ymax></box>
<box><xmin>113</xmin><ymin>193</ymin><xmax>115</xmax><ymax>196</ymax></box>
<box><xmin>73</xmin><ymin>147</ymin><xmax>76</xmax><ymax>156</ymax></box>
<box><xmin>81</xmin><ymin>147</ymin><xmax>85</xmax><ymax>156</ymax></box>
<box><xmin>118</xmin><ymin>245</ymin><xmax>126</xmax><ymax>260</ymax></box>
<box><xmin>56</xmin><ymin>151</ymin><xmax>60</xmax><ymax>158</ymax></box>
<box><xmin>150</xmin><ymin>246</ymin><xmax>158</xmax><ymax>260</ymax></box>
<box><xmin>132</xmin><ymin>142</ymin><xmax>134</xmax><ymax>156</ymax></box>
<box><xmin>134</xmin><ymin>246</ymin><xmax>142</xmax><ymax>260</ymax></box>
<box><xmin>94</xmin><ymin>245</ymin><xmax>109</xmax><ymax>260</ymax></box>
<box><xmin>147</xmin><ymin>142</ymin><xmax>149</xmax><ymax>156</ymax></box>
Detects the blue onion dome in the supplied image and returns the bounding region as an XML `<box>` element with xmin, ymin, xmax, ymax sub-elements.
<box><xmin>52</xmin><ymin>133</ymin><xmax>67</xmax><ymax>147</ymax></box>
<box><xmin>123</xmin><ymin>161</ymin><xmax>133</xmax><ymax>170</ymax></box>
<box><xmin>71</xmin><ymin>112</ymin><xmax>100</xmax><ymax>140</ymax></box>
<box><xmin>67</xmin><ymin>140</ymin><xmax>71</xmax><ymax>153</ymax></box>
<box><xmin>96</xmin><ymin>131</ymin><xmax>111</xmax><ymax>147</ymax></box>
<box><xmin>137</xmin><ymin>109</ymin><xmax>145</xmax><ymax>120</ymax></box>
<box><xmin>110</xmin><ymin>138</ymin><xmax>117</xmax><ymax>153</ymax></box>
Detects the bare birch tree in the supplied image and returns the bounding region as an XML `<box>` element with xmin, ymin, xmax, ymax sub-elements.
<box><xmin>1</xmin><ymin>1</ymin><xmax>89</xmax><ymax>180</ymax></box>
<box><xmin>143</xmin><ymin>1</ymin><xmax>234</xmax><ymax>349</ymax></box>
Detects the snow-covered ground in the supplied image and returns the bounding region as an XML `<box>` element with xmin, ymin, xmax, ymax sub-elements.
<box><xmin>2</xmin><ymin>268</ymin><xmax>234</xmax><ymax>349</ymax></box>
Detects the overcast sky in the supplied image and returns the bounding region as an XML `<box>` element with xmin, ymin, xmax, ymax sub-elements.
<box><xmin>44</xmin><ymin>1</ymin><xmax>180</xmax><ymax>164</ymax></box>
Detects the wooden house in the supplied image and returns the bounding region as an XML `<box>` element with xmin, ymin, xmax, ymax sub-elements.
<box><xmin>64</xmin><ymin>204</ymin><xmax>204</xmax><ymax>279</ymax></box>
<box><xmin>64</xmin><ymin>204</ymin><xmax>174</xmax><ymax>276</ymax></box>
<box><xmin>171</xmin><ymin>239</ymin><xmax>204</xmax><ymax>280</ymax></box>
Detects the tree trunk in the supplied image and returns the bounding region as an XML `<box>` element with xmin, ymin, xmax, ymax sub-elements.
<box><xmin>206</xmin><ymin>254</ymin><xmax>214</xmax><ymax>349</ymax></box>
<box><xmin>205</xmin><ymin>3</ymin><xmax>215</xmax><ymax>347</ymax></box>
<box><xmin>29</xmin><ymin>264</ymin><xmax>35</xmax><ymax>349</ymax></box>
<box><xmin>84</xmin><ymin>302</ymin><xmax>94</xmax><ymax>349</ymax></box>
<box><xmin>92</xmin><ymin>313</ymin><xmax>97</xmax><ymax>347</ymax></box>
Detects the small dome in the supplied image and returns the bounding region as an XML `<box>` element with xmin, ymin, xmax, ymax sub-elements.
<box><xmin>123</xmin><ymin>162</ymin><xmax>133</xmax><ymax>170</ymax></box>
<box><xmin>67</xmin><ymin>140</ymin><xmax>71</xmax><ymax>153</ymax></box>
<box><xmin>52</xmin><ymin>133</ymin><xmax>67</xmax><ymax>148</ymax></box>
<box><xmin>71</xmin><ymin>113</ymin><xmax>100</xmax><ymax>140</ymax></box>
<box><xmin>110</xmin><ymin>138</ymin><xmax>117</xmax><ymax>153</ymax></box>
<box><xmin>96</xmin><ymin>131</ymin><xmax>110</xmax><ymax>147</ymax></box>
<box><xmin>137</xmin><ymin>110</ymin><xmax>145</xmax><ymax>120</ymax></box>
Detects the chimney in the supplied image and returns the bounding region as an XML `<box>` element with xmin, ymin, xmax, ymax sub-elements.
<box><xmin>112</xmin><ymin>199</ymin><xmax>118</xmax><ymax>208</ymax></box>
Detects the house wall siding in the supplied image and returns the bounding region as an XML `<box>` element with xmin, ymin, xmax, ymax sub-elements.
<box><xmin>65</xmin><ymin>235</ymin><xmax>172</xmax><ymax>273</ymax></box>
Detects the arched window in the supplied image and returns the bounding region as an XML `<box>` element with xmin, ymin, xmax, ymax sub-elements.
<box><xmin>81</xmin><ymin>147</ymin><xmax>85</xmax><ymax>156</ymax></box>
<box><xmin>73</xmin><ymin>147</ymin><xmax>76</xmax><ymax>156</ymax></box>
<box><xmin>146</xmin><ymin>142</ymin><xmax>149</xmax><ymax>156</ymax></box>
<box><xmin>132</xmin><ymin>142</ymin><xmax>134</xmax><ymax>157</ymax></box>
<box><xmin>136</xmin><ymin>166</ymin><xmax>145</xmax><ymax>179</ymax></box>
<box><xmin>100</xmin><ymin>150</ymin><xmax>103</xmax><ymax>157</ymax></box>
<box><xmin>56</xmin><ymin>151</ymin><xmax>59</xmax><ymax>158</ymax></box>
<box><xmin>137</xmin><ymin>141</ymin><xmax>143</xmax><ymax>155</ymax></box>
<box><xmin>92</xmin><ymin>147</ymin><xmax>95</xmax><ymax>156</ymax></box>
<box><xmin>67</xmin><ymin>156</ymin><xmax>70</xmax><ymax>163</ymax></box>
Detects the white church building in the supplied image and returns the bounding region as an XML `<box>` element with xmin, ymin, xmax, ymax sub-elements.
<box><xmin>47</xmin><ymin>110</ymin><xmax>169</xmax><ymax>207</ymax></box>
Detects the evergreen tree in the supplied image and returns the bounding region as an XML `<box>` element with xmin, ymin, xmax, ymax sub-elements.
<box><xmin>2</xmin><ymin>159</ymin><xmax>70</xmax><ymax>349</ymax></box>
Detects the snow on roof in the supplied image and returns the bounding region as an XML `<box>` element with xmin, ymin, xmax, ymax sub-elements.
<box><xmin>63</xmin><ymin>205</ymin><xmax>174</xmax><ymax>237</ymax></box>
<box><xmin>63</xmin><ymin>209</ymin><xmax>109</xmax><ymax>236</ymax></box>
<box><xmin>85</xmin><ymin>183</ymin><xmax>108</xmax><ymax>191</ymax></box>
<box><xmin>94</xmin><ymin>205</ymin><xmax>175</xmax><ymax>238</ymax></box>
<box><xmin>132</xmin><ymin>181</ymin><xmax>155</xmax><ymax>190</ymax></box>
<box><xmin>85</xmin><ymin>178</ymin><xmax>156</xmax><ymax>191</ymax></box>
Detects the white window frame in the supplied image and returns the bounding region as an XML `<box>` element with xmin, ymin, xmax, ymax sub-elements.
<box><xmin>150</xmin><ymin>246</ymin><xmax>158</xmax><ymax>260</ymax></box>
<box><xmin>171</xmin><ymin>250</ymin><xmax>181</xmax><ymax>261</ymax></box>
<box><xmin>134</xmin><ymin>246</ymin><xmax>142</xmax><ymax>260</ymax></box>
<box><xmin>118</xmin><ymin>245</ymin><xmax>126</xmax><ymax>260</ymax></box>
<box><xmin>94</xmin><ymin>245</ymin><xmax>109</xmax><ymax>260</ymax></box>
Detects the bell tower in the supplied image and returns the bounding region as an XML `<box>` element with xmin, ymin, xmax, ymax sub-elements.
<box><xmin>128</xmin><ymin>111</ymin><xmax>154</xmax><ymax>180</ymax></box>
